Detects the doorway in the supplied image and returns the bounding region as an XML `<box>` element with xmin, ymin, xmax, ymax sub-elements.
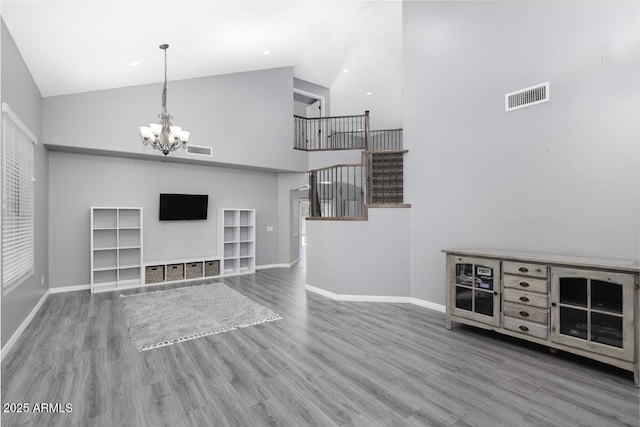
<box><xmin>293</xmin><ymin>88</ymin><xmax>325</xmax><ymax>118</ymax></box>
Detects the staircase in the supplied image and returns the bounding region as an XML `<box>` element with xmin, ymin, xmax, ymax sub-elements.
<box><xmin>367</xmin><ymin>151</ymin><xmax>406</xmax><ymax>205</ymax></box>
<box><xmin>295</xmin><ymin>111</ymin><xmax>410</xmax><ymax>220</ymax></box>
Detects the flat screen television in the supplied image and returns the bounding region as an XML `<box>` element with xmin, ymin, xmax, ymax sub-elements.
<box><xmin>159</xmin><ymin>193</ymin><xmax>208</xmax><ymax>221</ymax></box>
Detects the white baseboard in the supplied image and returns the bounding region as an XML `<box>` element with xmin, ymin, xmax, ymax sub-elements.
<box><xmin>49</xmin><ymin>284</ymin><xmax>91</xmax><ymax>294</ymax></box>
<box><xmin>304</xmin><ymin>284</ymin><xmax>446</xmax><ymax>313</ymax></box>
<box><xmin>256</xmin><ymin>263</ymin><xmax>292</xmax><ymax>270</ymax></box>
<box><xmin>1</xmin><ymin>290</ymin><xmax>49</xmax><ymax>362</ymax></box>
<box><xmin>410</xmin><ymin>297</ymin><xmax>446</xmax><ymax>313</ymax></box>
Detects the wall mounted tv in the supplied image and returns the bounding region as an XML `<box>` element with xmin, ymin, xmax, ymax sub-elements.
<box><xmin>159</xmin><ymin>193</ymin><xmax>209</xmax><ymax>221</ymax></box>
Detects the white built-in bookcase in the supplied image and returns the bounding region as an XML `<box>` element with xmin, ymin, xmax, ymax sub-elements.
<box><xmin>219</xmin><ymin>209</ymin><xmax>256</xmax><ymax>276</ymax></box>
<box><xmin>90</xmin><ymin>207</ymin><xmax>143</xmax><ymax>293</ymax></box>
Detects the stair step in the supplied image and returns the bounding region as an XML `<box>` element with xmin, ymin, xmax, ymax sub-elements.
<box><xmin>371</xmin><ymin>198</ymin><xmax>404</xmax><ymax>204</ymax></box>
<box><xmin>371</xmin><ymin>193</ymin><xmax>403</xmax><ymax>198</ymax></box>
<box><xmin>372</xmin><ymin>176</ymin><xmax>403</xmax><ymax>180</ymax></box>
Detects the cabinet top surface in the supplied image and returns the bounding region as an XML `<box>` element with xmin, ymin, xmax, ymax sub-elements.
<box><xmin>442</xmin><ymin>248</ymin><xmax>639</xmax><ymax>273</ymax></box>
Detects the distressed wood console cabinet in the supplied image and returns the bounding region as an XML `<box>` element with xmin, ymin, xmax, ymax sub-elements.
<box><xmin>443</xmin><ymin>248</ymin><xmax>640</xmax><ymax>385</ymax></box>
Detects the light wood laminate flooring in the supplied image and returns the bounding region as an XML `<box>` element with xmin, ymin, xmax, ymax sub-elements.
<box><xmin>2</xmin><ymin>266</ymin><xmax>639</xmax><ymax>426</ymax></box>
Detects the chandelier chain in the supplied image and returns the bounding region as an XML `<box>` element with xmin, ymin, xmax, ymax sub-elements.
<box><xmin>162</xmin><ymin>46</ymin><xmax>168</xmax><ymax>116</ymax></box>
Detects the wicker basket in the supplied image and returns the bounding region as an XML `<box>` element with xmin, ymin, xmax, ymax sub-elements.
<box><xmin>185</xmin><ymin>262</ymin><xmax>203</xmax><ymax>279</ymax></box>
<box><xmin>166</xmin><ymin>263</ymin><xmax>184</xmax><ymax>281</ymax></box>
<box><xmin>204</xmin><ymin>260</ymin><xmax>220</xmax><ymax>277</ymax></box>
<box><xmin>145</xmin><ymin>265</ymin><xmax>165</xmax><ymax>284</ymax></box>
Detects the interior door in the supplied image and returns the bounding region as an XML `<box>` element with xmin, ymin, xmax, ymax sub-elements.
<box><xmin>306</xmin><ymin>99</ymin><xmax>322</xmax><ymax>118</ymax></box>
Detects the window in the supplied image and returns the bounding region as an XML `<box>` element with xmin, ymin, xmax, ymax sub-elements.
<box><xmin>1</xmin><ymin>103</ymin><xmax>36</xmax><ymax>293</ymax></box>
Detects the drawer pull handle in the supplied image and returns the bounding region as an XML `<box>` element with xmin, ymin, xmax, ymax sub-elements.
<box><xmin>519</xmin><ymin>325</ymin><xmax>529</xmax><ymax>332</ymax></box>
<box><xmin>519</xmin><ymin>296</ymin><xmax>530</xmax><ymax>302</ymax></box>
<box><xmin>518</xmin><ymin>267</ymin><xmax>529</xmax><ymax>273</ymax></box>
<box><xmin>519</xmin><ymin>282</ymin><xmax>529</xmax><ymax>288</ymax></box>
<box><xmin>519</xmin><ymin>311</ymin><xmax>529</xmax><ymax>317</ymax></box>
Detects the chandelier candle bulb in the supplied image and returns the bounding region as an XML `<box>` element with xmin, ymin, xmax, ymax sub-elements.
<box><xmin>140</xmin><ymin>126</ymin><xmax>152</xmax><ymax>140</ymax></box>
<box><xmin>170</xmin><ymin>126</ymin><xmax>182</xmax><ymax>139</ymax></box>
<box><xmin>139</xmin><ymin>43</ymin><xmax>190</xmax><ymax>156</ymax></box>
<box><xmin>150</xmin><ymin>123</ymin><xmax>162</xmax><ymax>137</ymax></box>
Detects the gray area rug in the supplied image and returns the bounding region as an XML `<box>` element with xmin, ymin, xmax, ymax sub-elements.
<box><xmin>121</xmin><ymin>282</ymin><xmax>281</xmax><ymax>351</ymax></box>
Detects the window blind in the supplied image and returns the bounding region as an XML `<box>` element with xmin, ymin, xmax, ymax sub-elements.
<box><xmin>1</xmin><ymin>103</ymin><xmax>36</xmax><ymax>290</ymax></box>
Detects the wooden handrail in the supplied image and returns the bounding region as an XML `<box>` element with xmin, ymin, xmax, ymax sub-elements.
<box><xmin>365</xmin><ymin>149</ymin><xmax>409</xmax><ymax>155</ymax></box>
<box><xmin>293</xmin><ymin>113</ymin><xmax>367</xmax><ymax>121</ymax></box>
<box><xmin>308</xmin><ymin>162</ymin><xmax>364</xmax><ymax>173</ymax></box>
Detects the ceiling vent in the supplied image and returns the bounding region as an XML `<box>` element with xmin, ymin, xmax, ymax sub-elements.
<box><xmin>185</xmin><ymin>144</ymin><xmax>213</xmax><ymax>157</ymax></box>
<box><xmin>505</xmin><ymin>82</ymin><xmax>549</xmax><ymax>112</ymax></box>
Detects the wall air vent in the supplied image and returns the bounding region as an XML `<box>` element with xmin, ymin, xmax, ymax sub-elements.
<box><xmin>505</xmin><ymin>82</ymin><xmax>549</xmax><ymax>112</ymax></box>
<box><xmin>185</xmin><ymin>144</ymin><xmax>213</xmax><ymax>157</ymax></box>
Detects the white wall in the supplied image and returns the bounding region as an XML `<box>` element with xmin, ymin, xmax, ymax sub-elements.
<box><xmin>1</xmin><ymin>20</ymin><xmax>48</xmax><ymax>348</ymax></box>
<box><xmin>43</xmin><ymin>67</ymin><xmax>307</xmax><ymax>173</ymax></box>
<box><xmin>306</xmin><ymin>208</ymin><xmax>410</xmax><ymax>297</ymax></box>
<box><xmin>404</xmin><ymin>1</ymin><xmax>640</xmax><ymax>304</ymax></box>
<box><xmin>328</xmin><ymin>1</ymin><xmax>403</xmax><ymax>130</ymax></box>
<box><xmin>48</xmin><ymin>151</ymin><xmax>282</xmax><ymax>288</ymax></box>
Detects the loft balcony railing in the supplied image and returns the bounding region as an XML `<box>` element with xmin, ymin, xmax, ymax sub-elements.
<box><xmin>294</xmin><ymin>111</ymin><xmax>369</xmax><ymax>151</ymax></box>
<box><xmin>309</xmin><ymin>164</ymin><xmax>366</xmax><ymax>219</ymax></box>
<box><xmin>369</xmin><ymin>129</ymin><xmax>403</xmax><ymax>151</ymax></box>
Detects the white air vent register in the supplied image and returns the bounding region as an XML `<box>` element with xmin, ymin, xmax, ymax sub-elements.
<box><xmin>186</xmin><ymin>144</ymin><xmax>213</xmax><ymax>157</ymax></box>
<box><xmin>505</xmin><ymin>82</ymin><xmax>549</xmax><ymax>112</ymax></box>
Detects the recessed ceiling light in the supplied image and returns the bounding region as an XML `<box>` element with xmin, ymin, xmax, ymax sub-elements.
<box><xmin>366</xmin><ymin>91</ymin><xmax>372</xmax><ymax>96</ymax></box>
<box><xmin>262</xmin><ymin>50</ymin><xmax>271</xmax><ymax>56</ymax></box>
<box><xmin>129</xmin><ymin>61</ymin><xmax>141</xmax><ymax>67</ymax></box>
<box><xmin>343</xmin><ymin>68</ymin><xmax>349</xmax><ymax>73</ymax></box>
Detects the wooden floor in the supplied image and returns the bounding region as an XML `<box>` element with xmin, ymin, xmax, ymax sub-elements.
<box><xmin>2</xmin><ymin>265</ymin><xmax>639</xmax><ymax>426</ymax></box>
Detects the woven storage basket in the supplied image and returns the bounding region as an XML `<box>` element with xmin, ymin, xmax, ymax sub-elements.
<box><xmin>185</xmin><ymin>262</ymin><xmax>203</xmax><ymax>279</ymax></box>
<box><xmin>145</xmin><ymin>265</ymin><xmax>165</xmax><ymax>284</ymax></box>
<box><xmin>204</xmin><ymin>260</ymin><xmax>220</xmax><ymax>277</ymax></box>
<box><xmin>166</xmin><ymin>263</ymin><xmax>184</xmax><ymax>281</ymax></box>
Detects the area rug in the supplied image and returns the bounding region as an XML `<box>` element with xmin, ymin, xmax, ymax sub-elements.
<box><xmin>121</xmin><ymin>282</ymin><xmax>281</xmax><ymax>351</ymax></box>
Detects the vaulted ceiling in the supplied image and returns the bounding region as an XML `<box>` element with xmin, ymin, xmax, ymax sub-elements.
<box><xmin>1</xmin><ymin>0</ymin><xmax>402</xmax><ymax>125</ymax></box>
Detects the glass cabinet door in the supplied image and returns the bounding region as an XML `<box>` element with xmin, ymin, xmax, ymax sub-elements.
<box><xmin>550</xmin><ymin>267</ymin><xmax>635</xmax><ymax>362</ymax></box>
<box><xmin>449</xmin><ymin>256</ymin><xmax>500</xmax><ymax>327</ymax></box>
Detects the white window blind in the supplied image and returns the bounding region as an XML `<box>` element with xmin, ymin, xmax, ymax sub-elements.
<box><xmin>1</xmin><ymin>103</ymin><xmax>36</xmax><ymax>291</ymax></box>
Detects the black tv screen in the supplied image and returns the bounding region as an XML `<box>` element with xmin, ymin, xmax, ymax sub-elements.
<box><xmin>159</xmin><ymin>193</ymin><xmax>208</xmax><ymax>221</ymax></box>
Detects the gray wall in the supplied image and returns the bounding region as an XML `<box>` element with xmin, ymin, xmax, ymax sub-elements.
<box><xmin>48</xmin><ymin>151</ymin><xmax>282</xmax><ymax>288</ymax></box>
<box><xmin>306</xmin><ymin>208</ymin><xmax>410</xmax><ymax>297</ymax></box>
<box><xmin>44</xmin><ymin>67</ymin><xmax>307</xmax><ymax>173</ymax></box>
<box><xmin>1</xmin><ymin>20</ymin><xmax>48</xmax><ymax>348</ymax></box>
<box><xmin>404</xmin><ymin>1</ymin><xmax>640</xmax><ymax>304</ymax></box>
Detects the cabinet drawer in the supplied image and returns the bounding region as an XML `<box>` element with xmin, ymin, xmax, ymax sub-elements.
<box><xmin>503</xmin><ymin>275</ymin><xmax>548</xmax><ymax>293</ymax></box>
<box><xmin>503</xmin><ymin>302</ymin><xmax>548</xmax><ymax>325</ymax></box>
<box><xmin>504</xmin><ymin>288</ymin><xmax>548</xmax><ymax>309</ymax></box>
<box><xmin>504</xmin><ymin>317</ymin><xmax>548</xmax><ymax>340</ymax></box>
<box><xmin>503</xmin><ymin>261</ymin><xmax>547</xmax><ymax>278</ymax></box>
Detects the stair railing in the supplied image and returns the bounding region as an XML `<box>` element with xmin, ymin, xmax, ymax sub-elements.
<box><xmin>309</xmin><ymin>163</ymin><xmax>366</xmax><ymax>219</ymax></box>
<box><xmin>294</xmin><ymin>111</ymin><xmax>369</xmax><ymax>151</ymax></box>
<box><xmin>305</xmin><ymin>123</ymin><xmax>408</xmax><ymax>219</ymax></box>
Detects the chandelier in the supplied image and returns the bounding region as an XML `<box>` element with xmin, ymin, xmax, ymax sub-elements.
<box><xmin>139</xmin><ymin>44</ymin><xmax>190</xmax><ymax>155</ymax></box>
